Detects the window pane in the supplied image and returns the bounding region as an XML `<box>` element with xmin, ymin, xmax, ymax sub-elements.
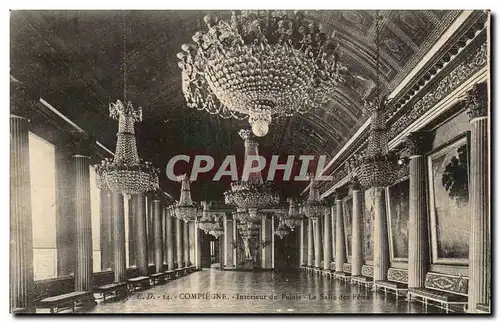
<box><xmin>29</xmin><ymin>132</ymin><xmax>57</xmax><ymax>280</ymax></box>
<box><xmin>89</xmin><ymin>165</ymin><xmax>101</xmax><ymax>272</ymax></box>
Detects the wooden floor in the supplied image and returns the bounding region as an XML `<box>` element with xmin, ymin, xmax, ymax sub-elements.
<box><xmin>87</xmin><ymin>269</ymin><xmax>441</xmax><ymax>314</ymax></box>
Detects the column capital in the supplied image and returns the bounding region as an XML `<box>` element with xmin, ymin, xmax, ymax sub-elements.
<box><xmin>10</xmin><ymin>77</ymin><xmax>38</xmax><ymax>119</ymax></box>
<box><xmin>349</xmin><ymin>177</ymin><xmax>362</xmax><ymax>191</ymax></box>
<box><xmin>67</xmin><ymin>131</ymin><xmax>96</xmax><ymax>159</ymax></box>
<box><xmin>465</xmin><ymin>82</ymin><xmax>488</xmax><ymax>121</ymax></box>
<box><xmin>334</xmin><ymin>186</ymin><xmax>349</xmax><ymax>200</ymax></box>
<box><xmin>405</xmin><ymin>131</ymin><xmax>433</xmax><ymax>157</ymax></box>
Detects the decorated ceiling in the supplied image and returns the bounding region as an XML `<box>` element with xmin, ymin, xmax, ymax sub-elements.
<box><xmin>10</xmin><ymin>10</ymin><xmax>462</xmax><ymax>199</ymax></box>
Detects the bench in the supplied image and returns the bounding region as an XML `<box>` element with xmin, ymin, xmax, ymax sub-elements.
<box><xmin>94</xmin><ymin>282</ymin><xmax>128</xmax><ymax>302</ymax></box>
<box><xmin>36</xmin><ymin>291</ymin><xmax>94</xmax><ymax>313</ymax></box>
<box><xmin>150</xmin><ymin>272</ymin><xmax>167</xmax><ymax>285</ymax></box>
<box><xmin>407</xmin><ymin>272</ymin><xmax>468</xmax><ymax>313</ymax></box>
<box><xmin>188</xmin><ymin>265</ymin><xmax>197</xmax><ymax>272</ymax></box>
<box><xmin>11</xmin><ymin>307</ymin><xmax>30</xmax><ymax>314</ymax></box>
<box><xmin>476</xmin><ymin>303</ymin><xmax>490</xmax><ymax>313</ymax></box>
<box><xmin>174</xmin><ymin>267</ymin><xmax>187</xmax><ymax>277</ymax></box>
<box><xmin>127</xmin><ymin>276</ymin><xmax>151</xmax><ymax>291</ymax></box>
<box><xmin>373</xmin><ymin>268</ymin><xmax>408</xmax><ymax>298</ymax></box>
<box><xmin>164</xmin><ymin>270</ymin><xmax>175</xmax><ymax>280</ymax></box>
<box><xmin>351</xmin><ymin>265</ymin><xmax>374</xmax><ymax>288</ymax></box>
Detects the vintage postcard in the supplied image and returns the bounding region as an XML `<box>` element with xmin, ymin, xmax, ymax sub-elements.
<box><xmin>9</xmin><ymin>9</ymin><xmax>491</xmax><ymax>315</ymax></box>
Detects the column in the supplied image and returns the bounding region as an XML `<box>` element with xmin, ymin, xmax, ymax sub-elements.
<box><xmin>197</xmin><ymin>224</ymin><xmax>202</xmax><ymax>270</ymax></box>
<box><xmin>314</xmin><ymin>216</ymin><xmax>322</xmax><ymax>269</ymax></box>
<box><xmin>466</xmin><ymin>83</ymin><xmax>490</xmax><ymax>312</ymax></box>
<box><xmin>111</xmin><ymin>192</ymin><xmax>126</xmax><ymax>282</ymax></box>
<box><xmin>183</xmin><ymin>220</ymin><xmax>190</xmax><ymax>266</ymax></box>
<box><xmin>223</xmin><ymin>215</ymin><xmax>234</xmax><ymax>269</ymax></box>
<box><xmin>189</xmin><ymin>221</ymin><xmax>196</xmax><ymax>266</ymax></box>
<box><xmin>323</xmin><ymin>208</ymin><xmax>331</xmax><ymax>271</ymax></box>
<box><xmin>153</xmin><ymin>196</ymin><xmax>163</xmax><ymax>273</ymax></box>
<box><xmin>128</xmin><ymin>197</ymin><xmax>137</xmax><ymax>268</ymax></box>
<box><xmin>299</xmin><ymin>219</ymin><xmax>305</xmax><ymax>266</ymax></box>
<box><xmin>351</xmin><ymin>181</ymin><xmax>363</xmax><ymax>276</ymax></box>
<box><xmin>307</xmin><ymin>218</ymin><xmax>314</xmax><ymax>267</ymax></box>
<box><xmin>373</xmin><ymin>187</ymin><xmax>389</xmax><ymax>281</ymax></box>
<box><xmin>261</xmin><ymin>216</ymin><xmax>272</xmax><ymax>269</ymax></box>
<box><xmin>335</xmin><ymin>190</ymin><xmax>346</xmax><ymax>272</ymax></box>
<box><xmin>166</xmin><ymin>208</ymin><xmax>174</xmax><ymax>270</ymax></box>
<box><xmin>10</xmin><ymin>110</ymin><xmax>34</xmax><ymax>311</ymax></box>
<box><xmin>100</xmin><ymin>188</ymin><xmax>113</xmax><ymax>271</ymax></box>
<box><xmin>406</xmin><ymin>132</ymin><xmax>432</xmax><ymax>288</ymax></box>
<box><xmin>176</xmin><ymin>218</ymin><xmax>183</xmax><ymax>267</ymax></box>
<box><xmin>73</xmin><ymin>154</ymin><xmax>93</xmax><ymax>291</ymax></box>
<box><xmin>147</xmin><ymin>195</ymin><xmax>154</xmax><ymax>266</ymax></box>
<box><xmin>135</xmin><ymin>193</ymin><xmax>148</xmax><ymax>276</ymax></box>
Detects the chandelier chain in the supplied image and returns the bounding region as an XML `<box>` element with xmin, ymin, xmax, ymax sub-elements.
<box><xmin>123</xmin><ymin>11</ymin><xmax>128</xmax><ymax>101</ymax></box>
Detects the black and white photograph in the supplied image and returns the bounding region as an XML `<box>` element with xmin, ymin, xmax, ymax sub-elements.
<box><xmin>7</xmin><ymin>7</ymin><xmax>491</xmax><ymax>315</ymax></box>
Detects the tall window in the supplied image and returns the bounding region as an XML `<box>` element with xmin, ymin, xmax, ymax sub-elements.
<box><xmin>29</xmin><ymin>132</ymin><xmax>57</xmax><ymax>280</ymax></box>
<box><xmin>89</xmin><ymin>165</ymin><xmax>101</xmax><ymax>272</ymax></box>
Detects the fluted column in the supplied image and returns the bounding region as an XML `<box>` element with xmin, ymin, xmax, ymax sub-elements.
<box><xmin>183</xmin><ymin>220</ymin><xmax>190</xmax><ymax>266</ymax></box>
<box><xmin>373</xmin><ymin>187</ymin><xmax>389</xmax><ymax>281</ymax></box>
<box><xmin>335</xmin><ymin>190</ymin><xmax>346</xmax><ymax>272</ymax></box>
<box><xmin>135</xmin><ymin>193</ymin><xmax>148</xmax><ymax>276</ymax></box>
<box><xmin>73</xmin><ymin>154</ymin><xmax>93</xmax><ymax>291</ymax></box>
<box><xmin>314</xmin><ymin>217</ymin><xmax>322</xmax><ymax>269</ymax></box>
<box><xmin>100</xmin><ymin>188</ymin><xmax>113</xmax><ymax>270</ymax></box>
<box><xmin>300</xmin><ymin>219</ymin><xmax>306</xmax><ymax>266</ymax></box>
<box><xmin>10</xmin><ymin>112</ymin><xmax>34</xmax><ymax>311</ymax></box>
<box><xmin>323</xmin><ymin>208</ymin><xmax>331</xmax><ymax>271</ymax></box>
<box><xmin>406</xmin><ymin>132</ymin><xmax>432</xmax><ymax>288</ymax></box>
<box><xmin>111</xmin><ymin>192</ymin><xmax>126</xmax><ymax>282</ymax></box>
<box><xmin>307</xmin><ymin>218</ymin><xmax>314</xmax><ymax>267</ymax></box>
<box><xmin>153</xmin><ymin>197</ymin><xmax>163</xmax><ymax>272</ymax></box>
<box><xmin>351</xmin><ymin>181</ymin><xmax>363</xmax><ymax>276</ymax></box>
<box><xmin>166</xmin><ymin>209</ymin><xmax>174</xmax><ymax>270</ymax></box>
<box><xmin>466</xmin><ymin>83</ymin><xmax>490</xmax><ymax>312</ymax></box>
<box><xmin>176</xmin><ymin>218</ymin><xmax>183</xmax><ymax>267</ymax></box>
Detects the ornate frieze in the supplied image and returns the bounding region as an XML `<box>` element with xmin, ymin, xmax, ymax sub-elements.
<box><xmin>388</xmin><ymin>42</ymin><xmax>487</xmax><ymax>140</ymax></box>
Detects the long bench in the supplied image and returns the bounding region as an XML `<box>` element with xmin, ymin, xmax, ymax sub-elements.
<box><xmin>36</xmin><ymin>291</ymin><xmax>94</xmax><ymax>313</ymax></box>
<box><xmin>150</xmin><ymin>272</ymin><xmax>167</xmax><ymax>285</ymax></box>
<box><xmin>407</xmin><ymin>272</ymin><xmax>468</xmax><ymax>313</ymax></box>
<box><xmin>188</xmin><ymin>265</ymin><xmax>197</xmax><ymax>272</ymax></box>
<box><xmin>476</xmin><ymin>303</ymin><xmax>490</xmax><ymax>313</ymax></box>
<box><xmin>94</xmin><ymin>282</ymin><xmax>128</xmax><ymax>302</ymax></box>
<box><xmin>351</xmin><ymin>265</ymin><xmax>374</xmax><ymax>288</ymax></box>
<box><xmin>127</xmin><ymin>276</ymin><xmax>151</xmax><ymax>291</ymax></box>
<box><xmin>373</xmin><ymin>268</ymin><xmax>408</xmax><ymax>298</ymax></box>
<box><xmin>164</xmin><ymin>270</ymin><xmax>175</xmax><ymax>280</ymax></box>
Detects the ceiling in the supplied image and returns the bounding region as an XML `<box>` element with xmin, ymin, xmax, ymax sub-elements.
<box><xmin>10</xmin><ymin>9</ymin><xmax>461</xmax><ymax>201</ymax></box>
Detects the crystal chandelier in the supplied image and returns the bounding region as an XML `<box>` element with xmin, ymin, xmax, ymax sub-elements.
<box><xmin>177</xmin><ymin>10</ymin><xmax>342</xmax><ymax>137</ymax></box>
<box><xmin>95</xmin><ymin>13</ymin><xmax>159</xmax><ymax>198</ymax></box>
<box><xmin>209</xmin><ymin>216</ymin><xmax>225</xmax><ymax>239</ymax></box>
<box><xmin>303</xmin><ymin>174</ymin><xmax>327</xmax><ymax>219</ymax></box>
<box><xmin>275</xmin><ymin>220</ymin><xmax>291</xmax><ymax>239</ymax></box>
<box><xmin>173</xmin><ymin>174</ymin><xmax>198</xmax><ymax>222</ymax></box>
<box><xmin>224</xmin><ymin>130</ymin><xmax>279</xmax><ymax>214</ymax></box>
<box><xmin>198</xmin><ymin>201</ymin><xmax>217</xmax><ymax>234</ymax></box>
<box><xmin>346</xmin><ymin>13</ymin><xmax>400</xmax><ymax>188</ymax></box>
<box><xmin>282</xmin><ymin>197</ymin><xmax>302</xmax><ymax>231</ymax></box>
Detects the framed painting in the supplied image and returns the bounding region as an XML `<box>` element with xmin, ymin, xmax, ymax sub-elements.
<box><xmin>342</xmin><ymin>196</ymin><xmax>353</xmax><ymax>259</ymax></box>
<box><xmin>427</xmin><ymin>134</ymin><xmax>470</xmax><ymax>265</ymax></box>
<box><xmin>386</xmin><ymin>178</ymin><xmax>410</xmax><ymax>262</ymax></box>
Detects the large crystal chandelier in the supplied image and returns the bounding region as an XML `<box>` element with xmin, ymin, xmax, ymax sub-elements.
<box><xmin>303</xmin><ymin>174</ymin><xmax>327</xmax><ymax>219</ymax></box>
<box><xmin>208</xmin><ymin>216</ymin><xmax>225</xmax><ymax>239</ymax></box>
<box><xmin>346</xmin><ymin>13</ymin><xmax>400</xmax><ymax>188</ymax></box>
<box><xmin>177</xmin><ymin>10</ymin><xmax>342</xmax><ymax>137</ymax></box>
<box><xmin>95</xmin><ymin>13</ymin><xmax>159</xmax><ymax>198</ymax></box>
<box><xmin>282</xmin><ymin>198</ymin><xmax>302</xmax><ymax>231</ymax></box>
<box><xmin>224</xmin><ymin>130</ymin><xmax>279</xmax><ymax>216</ymax></box>
<box><xmin>173</xmin><ymin>174</ymin><xmax>199</xmax><ymax>222</ymax></box>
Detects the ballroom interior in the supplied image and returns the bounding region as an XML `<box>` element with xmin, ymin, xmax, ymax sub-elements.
<box><xmin>9</xmin><ymin>9</ymin><xmax>490</xmax><ymax>314</ymax></box>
